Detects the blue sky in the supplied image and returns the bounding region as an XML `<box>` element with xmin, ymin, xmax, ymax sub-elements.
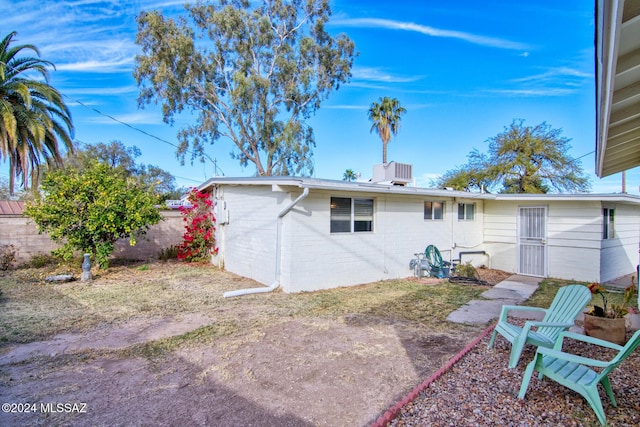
<box><xmin>2</xmin><ymin>0</ymin><xmax>635</xmax><ymax>193</ymax></box>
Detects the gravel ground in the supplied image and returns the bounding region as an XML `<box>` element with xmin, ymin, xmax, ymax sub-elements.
<box><xmin>387</xmin><ymin>327</ymin><xmax>640</xmax><ymax>427</ymax></box>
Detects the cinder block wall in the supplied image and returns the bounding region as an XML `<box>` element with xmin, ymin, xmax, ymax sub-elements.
<box><xmin>0</xmin><ymin>215</ymin><xmax>59</xmax><ymax>261</ymax></box>
<box><xmin>112</xmin><ymin>210</ymin><xmax>184</xmax><ymax>260</ymax></box>
<box><xmin>0</xmin><ymin>210</ymin><xmax>184</xmax><ymax>263</ymax></box>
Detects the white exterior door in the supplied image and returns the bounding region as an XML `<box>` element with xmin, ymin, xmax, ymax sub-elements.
<box><xmin>518</xmin><ymin>206</ymin><xmax>547</xmax><ymax>277</ymax></box>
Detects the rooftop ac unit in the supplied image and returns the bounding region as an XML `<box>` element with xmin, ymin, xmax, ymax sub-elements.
<box><xmin>372</xmin><ymin>162</ymin><xmax>413</xmax><ymax>185</ymax></box>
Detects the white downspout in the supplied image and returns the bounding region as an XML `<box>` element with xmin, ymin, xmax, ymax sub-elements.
<box><xmin>223</xmin><ymin>187</ymin><xmax>310</xmax><ymax>298</ymax></box>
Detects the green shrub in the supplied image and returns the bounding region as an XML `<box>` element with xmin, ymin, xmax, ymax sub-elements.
<box><xmin>23</xmin><ymin>253</ymin><xmax>58</xmax><ymax>269</ymax></box>
<box><xmin>158</xmin><ymin>245</ymin><xmax>179</xmax><ymax>261</ymax></box>
<box><xmin>454</xmin><ymin>261</ymin><xmax>479</xmax><ymax>280</ymax></box>
<box><xmin>0</xmin><ymin>244</ymin><xmax>17</xmax><ymax>271</ymax></box>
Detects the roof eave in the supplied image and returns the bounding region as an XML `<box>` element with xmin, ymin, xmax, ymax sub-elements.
<box><xmin>596</xmin><ymin>0</ymin><xmax>625</xmax><ymax>177</ymax></box>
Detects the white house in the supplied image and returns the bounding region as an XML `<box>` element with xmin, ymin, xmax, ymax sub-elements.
<box><xmin>200</xmin><ymin>176</ymin><xmax>640</xmax><ymax>294</ymax></box>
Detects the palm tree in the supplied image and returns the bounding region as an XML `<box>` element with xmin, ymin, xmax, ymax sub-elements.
<box><xmin>367</xmin><ymin>97</ymin><xmax>406</xmax><ymax>164</ymax></box>
<box><xmin>0</xmin><ymin>31</ymin><xmax>74</xmax><ymax>194</ymax></box>
<box><xmin>343</xmin><ymin>169</ymin><xmax>356</xmax><ymax>182</ymax></box>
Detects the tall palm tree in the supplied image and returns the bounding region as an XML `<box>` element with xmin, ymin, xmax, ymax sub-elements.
<box><xmin>0</xmin><ymin>31</ymin><xmax>74</xmax><ymax>194</ymax></box>
<box><xmin>367</xmin><ymin>97</ymin><xmax>406</xmax><ymax>164</ymax></box>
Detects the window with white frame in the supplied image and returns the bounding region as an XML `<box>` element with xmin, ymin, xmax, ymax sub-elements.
<box><xmin>424</xmin><ymin>201</ymin><xmax>444</xmax><ymax>220</ymax></box>
<box><xmin>330</xmin><ymin>197</ymin><xmax>374</xmax><ymax>233</ymax></box>
<box><xmin>603</xmin><ymin>207</ymin><xmax>615</xmax><ymax>239</ymax></box>
<box><xmin>458</xmin><ymin>203</ymin><xmax>475</xmax><ymax>220</ymax></box>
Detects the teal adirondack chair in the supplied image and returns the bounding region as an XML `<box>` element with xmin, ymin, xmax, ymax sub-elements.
<box><xmin>487</xmin><ymin>284</ymin><xmax>591</xmax><ymax>368</ymax></box>
<box><xmin>518</xmin><ymin>329</ymin><xmax>640</xmax><ymax>426</ymax></box>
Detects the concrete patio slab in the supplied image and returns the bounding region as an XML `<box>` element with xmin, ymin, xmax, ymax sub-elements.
<box><xmin>447</xmin><ymin>274</ymin><xmax>543</xmax><ymax>324</ymax></box>
<box><xmin>480</xmin><ymin>287</ymin><xmax>526</xmax><ymax>302</ymax></box>
<box><xmin>446</xmin><ymin>300</ymin><xmax>506</xmax><ymax>324</ymax></box>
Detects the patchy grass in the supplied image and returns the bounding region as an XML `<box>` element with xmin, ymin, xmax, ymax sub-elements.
<box><xmin>0</xmin><ymin>262</ymin><xmax>488</xmax><ymax>346</ymax></box>
<box><xmin>521</xmin><ymin>279</ymin><xmax>564</xmax><ymax>308</ymax></box>
<box><xmin>291</xmin><ymin>280</ymin><xmax>486</xmax><ymax>326</ymax></box>
<box><xmin>522</xmin><ymin>278</ymin><xmax>637</xmax><ymax>314</ymax></box>
<box><xmin>0</xmin><ymin>262</ymin><xmax>226</xmax><ymax>344</ymax></box>
<box><xmin>119</xmin><ymin>321</ymin><xmax>239</xmax><ymax>360</ymax></box>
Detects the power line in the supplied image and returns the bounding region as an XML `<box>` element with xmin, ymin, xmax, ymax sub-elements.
<box><xmin>62</xmin><ymin>93</ymin><xmax>225</xmax><ymax>177</ymax></box>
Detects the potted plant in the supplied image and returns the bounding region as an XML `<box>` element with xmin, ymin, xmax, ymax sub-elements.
<box><xmin>583</xmin><ymin>282</ymin><xmax>636</xmax><ymax>344</ymax></box>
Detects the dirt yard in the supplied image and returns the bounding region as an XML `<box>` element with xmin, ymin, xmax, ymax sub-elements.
<box><xmin>0</xmin><ymin>262</ymin><xmax>507</xmax><ymax>426</ymax></box>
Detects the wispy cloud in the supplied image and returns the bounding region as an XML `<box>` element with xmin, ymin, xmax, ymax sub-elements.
<box><xmin>491</xmin><ymin>66</ymin><xmax>593</xmax><ymax>97</ymax></box>
<box><xmin>57</xmin><ymin>58</ymin><xmax>135</xmax><ymax>73</ymax></box>
<box><xmin>486</xmin><ymin>88</ymin><xmax>578</xmax><ymax>97</ymax></box>
<box><xmin>87</xmin><ymin>111</ymin><xmax>163</xmax><ymax>125</ymax></box>
<box><xmin>3</xmin><ymin>0</ymin><xmax>141</xmax><ymax>75</ymax></box>
<box><xmin>511</xmin><ymin>66</ymin><xmax>592</xmax><ymax>83</ymax></box>
<box><xmin>61</xmin><ymin>85</ymin><xmax>138</xmax><ymax>96</ymax></box>
<box><xmin>332</xmin><ymin>18</ymin><xmax>529</xmax><ymax>51</ymax></box>
<box><xmin>352</xmin><ymin>67</ymin><xmax>424</xmax><ymax>83</ymax></box>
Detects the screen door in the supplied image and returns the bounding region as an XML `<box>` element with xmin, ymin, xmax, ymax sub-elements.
<box><xmin>518</xmin><ymin>206</ymin><xmax>547</xmax><ymax>276</ymax></box>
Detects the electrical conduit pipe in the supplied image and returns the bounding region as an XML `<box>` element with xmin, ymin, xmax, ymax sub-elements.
<box><xmin>223</xmin><ymin>187</ymin><xmax>310</xmax><ymax>298</ymax></box>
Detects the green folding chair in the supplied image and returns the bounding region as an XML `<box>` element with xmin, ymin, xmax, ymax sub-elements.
<box><xmin>488</xmin><ymin>284</ymin><xmax>591</xmax><ymax>368</ymax></box>
<box><xmin>518</xmin><ymin>329</ymin><xmax>640</xmax><ymax>426</ymax></box>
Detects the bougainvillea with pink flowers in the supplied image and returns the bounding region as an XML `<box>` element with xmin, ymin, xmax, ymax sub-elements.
<box><xmin>177</xmin><ymin>188</ymin><xmax>218</xmax><ymax>262</ymax></box>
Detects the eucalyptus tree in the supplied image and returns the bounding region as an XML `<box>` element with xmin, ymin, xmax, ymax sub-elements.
<box><xmin>135</xmin><ymin>0</ymin><xmax>356</xmax><ymax>176</ymax></box>
<box><xmin>368</xmin><ymin>97</ymin><xmax>406</xmax><ymax>164</ymax></box>
<box><xmin>0</xmin><ymin>31</ymin><xmax>74</xmax><ymax>194</ymax></box>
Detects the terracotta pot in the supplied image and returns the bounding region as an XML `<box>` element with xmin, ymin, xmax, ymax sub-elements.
<box><xmin>583</xmin><ymin>314</ymin><xmax>627</xmax><ymax>345</ymax></box>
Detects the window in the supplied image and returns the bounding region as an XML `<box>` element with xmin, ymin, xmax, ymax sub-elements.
<box><xmin>603</xmin><ymin>208</ymin><xmax>615</xmax><ymax>239</ymax></box>
<box><xmin>424</xmin><ymin>201</ymin><xmax>444</xmax><ymax>220</ymax></box>
<box><xmin>458</xmin><ymin>203</ymin><xmax>475</xmax><ymax>220</ymax></box>
<box><xmin>330</xmin><ymin>197</ymin><xmax>373</xmax><ymax>233</ymax></box>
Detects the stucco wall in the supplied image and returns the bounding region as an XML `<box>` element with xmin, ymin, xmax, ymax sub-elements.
<box><xmin>0</xmin><ymin>210</ymin><xmax>183</xmax><ymax>263</ymax></box>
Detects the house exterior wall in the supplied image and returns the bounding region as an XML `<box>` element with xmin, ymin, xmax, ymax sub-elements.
<box><xmin>450</xmin><ymin>197</ymin><xmax>487</xmax><ymax>267</ymax></box>
<box><xmin>211</xmin><ymin>185</ymin><xmax>290</xmax><ymax>286</ymax></box>
<box><xmin>600</xmin><ymin>202</ymin><xmax>640</xmax><ymax>283</ymax></box>
<box><xmin>284</xmin><ymin>191</ymin><xmax>487</xmax><ymax>292</ymax></box>
<box><xmin>482</xmin><ymin>201</ymin><xmax>518</xmax><ymax>273</ymax></box>
<box><xmin>546</xmin><ymin>201</ymin><xmax>602</xmax><ymax>282</ymax></box>
<box><xmin>483</xmin><ymin>199</ymin><xmax>638</xmax><ymax>283</ymax></box>
<box><xmin>485</xmin><ymin>200</ymin><xmax>603</xmax><ymax>282</ymax></box>
<box><xmin>214</xmin><ymin>185</ymin><xmax>486</xmax><ymax>292</ymax></box>
<box><xmin>203</xmin><ymin>179</ymin><xmax>640</xmax><ymax>292</ymax></box>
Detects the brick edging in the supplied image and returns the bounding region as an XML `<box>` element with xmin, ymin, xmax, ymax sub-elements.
<box><xmin>369</xmin><ymin>323</ymin><xmax>497</xmax><ymax>427</ymax></box>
